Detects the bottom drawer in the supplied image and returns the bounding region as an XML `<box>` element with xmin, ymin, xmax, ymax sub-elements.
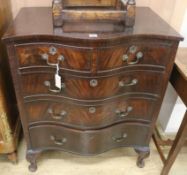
<box><xmin>29</xmin><ymin>123</ymin><xmax>150</xmax><ymax>155</ymax></box>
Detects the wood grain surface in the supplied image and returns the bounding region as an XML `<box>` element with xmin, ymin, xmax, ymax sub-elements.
<box><xmin>2</xmin><ymin>7</ymin><xmax>183</xmax><ymax>171</ymax></box>
<box><xmin>26</xmin><ymin>97</ymin><xmax>156</xmax><ymax>129</ymax></box>
<box><xmin>20</xmin><ymin>71</ymin><xmax>163</xmax><ymax>100</ymax></box>
<box><xmin>29</xmin><ymin>123</ymin><xmax>150</xmax><ymax>155</ymax></box>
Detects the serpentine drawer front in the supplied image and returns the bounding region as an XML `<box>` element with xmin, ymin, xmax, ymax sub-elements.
<box><xmin>2</xmin><ymin>7</ymin><xmax>183</xmax><ymax>172</ymax></box>
<box><xmin>20</xmin><ymin>71</ymin><xmax>163</xmax><ymax>100</ymax></box>
<box><xmin>97</xmin><ymin>41</ymin><xmax>171</xmax><ymax>71</ymax></box>
<box><xmin>29</xmin><ymin>123</ymin><xmax>150</xmax><ymax>155</ymax></box>
<box><xmin>26</xmin><ymin>97</ymin><xmax>156</xmax><ymax>129</ymax></box>
<box><xmin>16</xmin><ymin>40</ymin><xmax>171</xmax><ymax>72</ymax></box>
<box><xmin>16</xmin><ymin>44</ymin><xmax>92</xmax><ymax>71</ymax></box>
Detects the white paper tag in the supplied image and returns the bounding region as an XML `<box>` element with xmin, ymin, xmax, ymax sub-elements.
<box><xmin>55</xmin><ymin>73</ymin><xmax>61</xmax><ymax>89</ymax></box>
<box><xmin>89</xmin><ymin>33</ymin><xmax>98</xmax><ymax>38</ymax></box>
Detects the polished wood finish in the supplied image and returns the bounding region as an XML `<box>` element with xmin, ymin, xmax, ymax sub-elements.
<box><xmin>16</xmin><ymin>44</ymin><xmax>92</xmax><ymax>71</ymax></box>
<box><xmin>0</xmin><ymin>0</ymin><xmax>20</xmax><ymax>163</ymax></box>
<box><xmin>2</xmin><ymin>7</ymin><xmax>182</xmax><ymax>172</ymax></box>
<box><xmin>153</xmin><ymin>50</ymin><xmax>187</xmax><ymax>175</ymax></box>
<box><xmin>52</xmin><ymin>0</ymin><xmax>136</xmax><ymax>27</ymax></box>
<box><xmin>20</xmin><ymin>71</ymin><xmax>163</xmax><ymax>99</ymax></box>
<box><xmin>26</xmin><ymin>97</ymin><xmax>156</xmax><ymax>129</ymax></box>
<box><xmin>2</xmin><ymin>7</ymin><xmax>182</xmax><ymax>40</ymax></box>
<box><xmin>15</xmin><ymin>41</ymin><xmax>171</xmax><ymax>71</ymax></box>
<box><xmin>29</xmin><ymin>123</ymin><xmax>150</xmax><ymax>155</ymax></box>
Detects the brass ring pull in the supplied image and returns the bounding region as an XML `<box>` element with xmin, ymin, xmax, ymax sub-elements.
<box><xmin>112</xmin><ymin>133</ymin><xmax>128</xmax><ymax>143</ymax></box>
<box><xmin>44</xmin><ymin>81</ymin><xmax>65</xmax><ymax>93</ymax></box>
<box><xmin>48</xmin><ymin>108</ymin><xmax>67</xmax><ymax>120</ymax></box>
<box><xmin>119</xmin><ymin>79</ymin><xmax>138</xmax><ymax>87</ymax></box>
<box><xmin>115</xmin><ymin>106</ymin><xmax>133</xmax><ymax>118</ymax></box>
<box><xmin>50</xmin><ymin>135</ymin><xmax>67</xmax><ymax>146</ymax></box>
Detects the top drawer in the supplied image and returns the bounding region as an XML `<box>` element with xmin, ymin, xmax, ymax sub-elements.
<box><xmin>15</xmin><ymin>40</ymin><xmax>171</xmax><ymax>73</ymax></box>
<box><xmin>15</xmin><ymin>43</ymin><xmax>92</xmax><ymax>71</ymax></box>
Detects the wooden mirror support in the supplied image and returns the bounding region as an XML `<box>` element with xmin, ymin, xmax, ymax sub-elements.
<box><xmin>52</xmin><ymin>0</ymin><xmax>136</xmax><ymax>27</ymax></box>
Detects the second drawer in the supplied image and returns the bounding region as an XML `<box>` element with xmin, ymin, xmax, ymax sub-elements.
<box><xmin>21</xmin><ymin>70</ymin><xmax>163</xmax><ymax>99</ymax></box>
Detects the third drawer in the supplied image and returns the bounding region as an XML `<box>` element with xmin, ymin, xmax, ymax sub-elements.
<box><xmin>26</xmin><ymin>97</ymin><xmax>157</xmax><ymax>129</ymax></box>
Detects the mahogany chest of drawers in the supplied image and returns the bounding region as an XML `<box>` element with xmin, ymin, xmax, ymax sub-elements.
<box><xmin>2</xmin><ymin>7</ymin><xmax>182</xmax><ymax>172</ymax></box>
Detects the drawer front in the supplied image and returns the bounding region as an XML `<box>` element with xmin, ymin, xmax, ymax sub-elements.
<box><xmin>16</xmin><ymin>44</ymin><xmax>92</xmax><ymax>71</ymax></box>
<box><xmin>15</xmin><ymin>42</ymin><xmax>170</xmax><ymax>73</ymax></box>
<box><xmin>21</xmin><ymin>71</ymin><xmax>163</xmax><ymax>99</ymax></box>
<box><xmin>26</xmin><ymin>97</ymin><xmax>156</xmax><ymax>128</ymax></box>
<box><xmin>29</xmin><ymin>123</ymin><xmax>150</xmax><ymax>155</ymax></box>
<box><xmin>97</xmin><ymin>42</ymin><xmax>171</xmax><ymax>70</ymax></box>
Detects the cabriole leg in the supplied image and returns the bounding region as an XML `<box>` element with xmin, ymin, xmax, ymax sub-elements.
<box><xmin>134</xmin><ymin>147</ymin><xmax>150</xmax><ymax>168</ymax></box>
<box><xmin>26</xmin><ymin>150</ymin><xmax>40</xmax><ymax>172</ymax></box>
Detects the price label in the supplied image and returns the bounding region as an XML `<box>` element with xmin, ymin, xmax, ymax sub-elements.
<box><xmin>89</xmin><ymin>33</ymin><xmax>98</xmax><ymax>38</ymax></box>
<box><xmin>55</xmin><ymin>73</ymin><xmax>61</xmax><ymax>89</ymax></box>
<box><xmin>55</xmin><ymin>64</ymin><xmax>61</xmax><ymax>89</ymax></box>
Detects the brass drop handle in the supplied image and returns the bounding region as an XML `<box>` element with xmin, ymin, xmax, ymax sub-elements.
<box><xmin>112</xmin><ymin>133</ymin><xmax>128</xmax><ymax>143</ymax></box>
<box><xmin>41</xmin><ymin>53</ymin><xmax>64</xmax><ymax>66</ymax></box>
<box><xmin>44</xmin><ymin>80</ymin><xmax>65</xmax><ymax>93</ymax></box>
<box><xmin>122</xmin><ymin>51</ymin><xmax>143</xmax><ymax>65</ymax></box>
<box><xmin>115</xmin><ymin>106</ymin><xmax>133</xmax><ymax>118</ymax></box>
<box><xmin>50</xmin><ymin>135</ymin><xmax>67</xmax><ymax>146</ymax></box>
<box><xmin>119</xmin><ymin>79</ymin><xmax>138</xmax><ymax>87</ymax></box>
<box><xmin>48</xmin><ymin>108</ymin><xmax>67</xmax><ymax>120</ymax></box>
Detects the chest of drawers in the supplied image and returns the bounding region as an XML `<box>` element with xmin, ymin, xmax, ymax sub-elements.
<box><xmin>2</xmin><ymin>7</ymin><xmax>182</xmax><ymax>172</ymax></box>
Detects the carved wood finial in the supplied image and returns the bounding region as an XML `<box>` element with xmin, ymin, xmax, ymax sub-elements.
<box><xmin>52</xmin><ymin>0</ymin><xmax>63</xmax><ymax>26</ymax></box>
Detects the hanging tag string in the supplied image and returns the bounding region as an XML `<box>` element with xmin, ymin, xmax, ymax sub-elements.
<box><xmin>56</xmin><ymin>63</ymin><xmax>59</xmax><ymax>74</ymax></box>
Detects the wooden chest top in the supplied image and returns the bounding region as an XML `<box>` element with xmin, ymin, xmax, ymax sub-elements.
<box><xmin>2</xmin><ymin>7</ymin><xmax>183</xmax><ymax>43</ymax></box>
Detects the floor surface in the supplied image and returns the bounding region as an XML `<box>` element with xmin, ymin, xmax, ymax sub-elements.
<box><xmin>0</xmin><ymin>138</ymin><xmax>187</xmax><ymax>175</ymax></box>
